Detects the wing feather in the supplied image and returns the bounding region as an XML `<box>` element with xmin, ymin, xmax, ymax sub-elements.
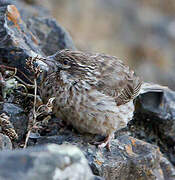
<box><xmin>54</xmin><ymin>50</ymin><xmax>142</xmax><ymax>106</ymax></box>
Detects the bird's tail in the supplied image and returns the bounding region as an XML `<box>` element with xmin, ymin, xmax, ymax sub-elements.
<box><xmin>139</xmin><ymin>82</ymin><xmax>168</xmax><ymax>95</ymax></box>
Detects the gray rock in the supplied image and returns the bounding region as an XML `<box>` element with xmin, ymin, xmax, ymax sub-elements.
<box><xmin>160</xmin><ymin>156</ymin><xmax>175</xmax><ymax>180</ymax></box>
<box><xmin>27</xmin><ymin>17</ymin><xmax>76</xmax><ymax>56</ymax></box>
<box><xmin>130</xmin><ymin>88</ymin><xmax>175</xmax><ymax>165</ymax></box>
<box><xmin>93</xmin><ymin>176</ymin><xmax>105</xmax><ymax>180</ymax></box>
<box><xmin>0</xmin><ymin>1</ymin><xmax>75</xmax><ymax>81</ymax></box>
<box><xmin>0</xmin><ymin>133</ymin><xmax>12</xmax><ymax>150</ymax></box>
<box><xmin>0</xmin><ymin>144</ymin><xmax>94</xmax><ymax>180</ymax></box>
<box><xmin>36</xmin><ymin>131</ymin><xmax>175</xmax><ymax>180</ymax></box>
<box><xmin>0</xmin><ymin>103</ymin><xmax>28</xmax><ymax>141</ymax></box>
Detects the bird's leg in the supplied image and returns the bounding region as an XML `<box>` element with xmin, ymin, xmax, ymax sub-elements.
<box><xmin>98</xmin><ymin>133</ymin><xmax>114</xmax><ymax>151</ymax></box>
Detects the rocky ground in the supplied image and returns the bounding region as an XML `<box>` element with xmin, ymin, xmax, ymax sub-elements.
<box><xmin>0</xmin><ymin>0</ymin><xmax>175</xmax><ymax>180</ymax></box>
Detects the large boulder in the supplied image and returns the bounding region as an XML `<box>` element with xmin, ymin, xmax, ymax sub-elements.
<box><xmin>0</xmin><ymin>144</ymin><xmax>94</xmax><ymax>180</ymax></box>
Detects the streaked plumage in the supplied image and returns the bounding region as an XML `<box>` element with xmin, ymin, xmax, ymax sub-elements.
<box><xmin>40</xmin><ymin>49</ymin><xmax>145</xmax><ymax>148</ymax></box>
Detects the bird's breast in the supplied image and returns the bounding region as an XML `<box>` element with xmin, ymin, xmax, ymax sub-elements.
<box><xmin>48</xmin><ymin>79</ymin><xmax>135</xmax><ymax>136</ymax></box>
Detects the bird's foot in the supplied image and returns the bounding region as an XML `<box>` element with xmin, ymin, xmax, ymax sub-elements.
<box><xmin>95</xmin><ymin>134</ymin><xmax>114</xmax><ymax>151</ymax></box>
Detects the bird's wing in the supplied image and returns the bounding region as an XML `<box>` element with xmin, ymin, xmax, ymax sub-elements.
<box><xmin>90</xmin><ymin>53</ymin><xmax>142</xmax><ymax>106</ymax></box>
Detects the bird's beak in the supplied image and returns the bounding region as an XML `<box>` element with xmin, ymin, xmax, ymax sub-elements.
<box><xmin>45</xmin><ymin>56</ymin><xmax>63</xmax><ymax>71</ymax></box>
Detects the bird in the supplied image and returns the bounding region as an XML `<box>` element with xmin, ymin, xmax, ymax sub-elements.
<box><xmin>38</xmin><ymin>49</ymin><xmax>165</xmax><ymax>150</ymax></box>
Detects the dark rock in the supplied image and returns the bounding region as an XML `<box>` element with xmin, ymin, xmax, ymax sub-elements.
<box><xmin>130</xmin><ymin>88</ymin><xmax>175</xmax><ymax>165</ymax></box>
<box><xmin>0</xmin><ymin>144</ymin><xmax>94</xmax><ymax>180</ymax></box>
<box><xmin>0</xmin><ymin>2</ymin><xmax>75</xmax><ymax>81</ymax></box>
<box><xmin>0</xmin><ymin>103</ymin><xmax>28</xmax><ymax>141</ymax></box>
<box><xmin>36</xmin><ymin>129</ymin><xmax>175</xmax><ymax>180</ymax></box>
<box><xmin>160</xmin><ymin>156</ymin><xmax>175</xmax><ymax>180</ymax></box>
<box><xmin>39</xmin><ymin>117</ymin><xmax>63</xmax><ymax>137</ymax></box>
<box><xmin>15</xmin><ymin>0</ymin><xmax>51</xmax><ymax>20</ymax></box>
<box><xmin>93</xmin><ymin>176</ymin><xmax>105</xmax><ymax>180</ymax></box>
<box><xmin>27</xmin><ymin>17</ymin><xmax>76</xmax><ymax>56</ymax></box>
<box><xmin>0</xmin><ymin>133</ymin><xmax>12</xmax><ymax>150</ymax></box>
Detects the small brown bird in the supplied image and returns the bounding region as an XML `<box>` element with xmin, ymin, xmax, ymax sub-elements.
<box><xmin>39</xmin><ymin>49</ymin><xmax>165</xmax><ymax>149</ymax></box>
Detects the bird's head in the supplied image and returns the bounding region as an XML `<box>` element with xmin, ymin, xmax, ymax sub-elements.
<box><xmin>46</xmin><ymin>49</ymin><xmax>97</xmax><ymax>81</ymax></box>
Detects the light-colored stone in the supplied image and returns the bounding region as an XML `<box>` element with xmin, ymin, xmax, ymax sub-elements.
<box><xmin>0</xmin><ymin>144</ymin><xmax>94</xmax><ymax>180</ymax></box>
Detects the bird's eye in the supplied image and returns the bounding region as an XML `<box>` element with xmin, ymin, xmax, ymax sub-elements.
<box><xmin>63</xmin><ymin>60</ymin><xmax>68</xmax><ymax>65</ymax></box>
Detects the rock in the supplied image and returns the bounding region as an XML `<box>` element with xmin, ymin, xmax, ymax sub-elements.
<box><xmin>0</xmin><ymin>133</ymin><xmax>12</xmax><ymax>150</ymax></box>
<box><xmin>93</xmin><ymin>176</ymin><xmax>105</xmax><ymax>180</ymax></box>
<box><xmin>36</xmin><ymin>128</ymin><xmax>175</xmax><ymax>180</ymax></box>
<box><xmin>0</xmin><ymin>2</ymin><xmax>75</xmax><ymax>81</ymax></box>
<box><xmin>27</xmin><ymin>17</ymin><xmax>76</xmax><ymax>56</ymax></box>
<box><xmin>0</xmin><ymin>103</ymin><xmax>28</xmax><ymax>141</ymax></box>
<box><xmin>130</xmin><ymin>88</ymin><xmax>175</xmax><ymax>165</ymax></box>
<box><xmin>160</xmin><ymin>156</ymin><xmax>175</xmax><ymax>180</ymax></box>
<box><xmin>28</xmin><ymin>112</ymin><xmax>175</xmax><ymax>179</ymax></box>
<box><xmin>0</xmin><ymin>143</ymin><xmax>94</xmax><ymax>180</ymax></box>
<box><xmin>0</xmin><ymin>1</ymin><xmax>175</xmax><ymax>179</ymax></box>
<box><xmin>15</xmin><ymin>0</ymin><xmax>51</xmax><ymax>19</ymax></box>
